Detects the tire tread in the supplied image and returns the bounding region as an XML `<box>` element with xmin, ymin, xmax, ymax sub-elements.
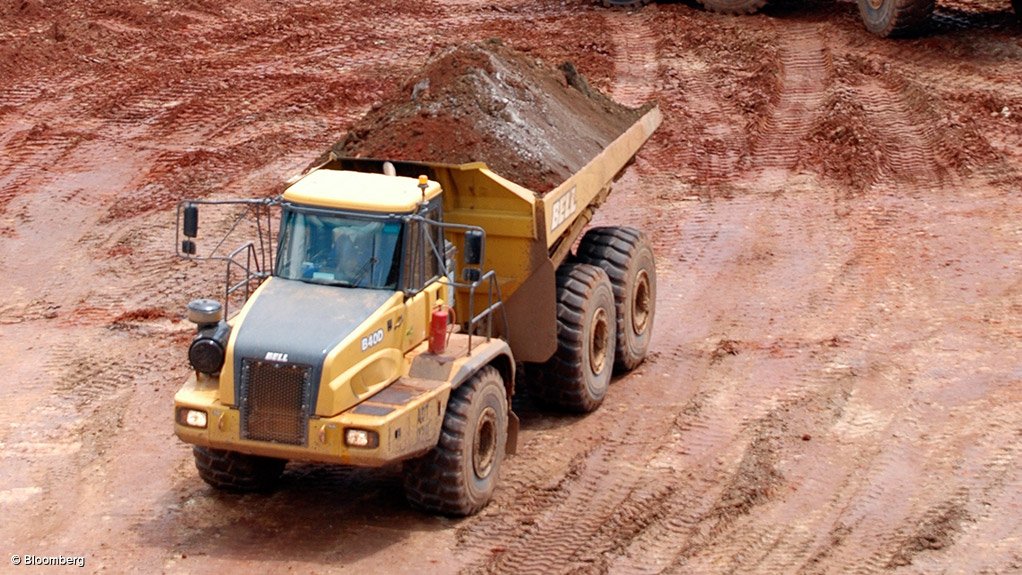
<box><xmin>531</xmin><ymin>264</ymin><xmax>616</xmax><ymax>412</ymax></box>
<box><xmin>576</xmin><ymin>226</ymin><xmax>657</xmax><ymax>372</ymax></box>
<box><xmin>193</xmin><ymin>446</ymin><xmax>284</xmax><ymax>492</ymax></box>
<box><xmin>403</xmin><ymin>366</ymin><xmax>507</xmax><ymax>516</ymax></box>
<box><xmin>857</xmin><ymin>0</ymin><xmax>934</xmax><ymax>37</ymax></box>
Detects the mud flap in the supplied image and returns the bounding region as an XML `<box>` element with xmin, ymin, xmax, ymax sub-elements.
<box><xmin>502</xmin><ymin>258</ymin><xmax>558</xmax><ymax>363</ymax></box>
<box><xmin>506</xmin><ymin>409</ymin><xmax>520</xmax><ymax>455</ymax></box>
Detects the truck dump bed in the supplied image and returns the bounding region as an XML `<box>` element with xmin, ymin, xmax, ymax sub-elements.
<box><xmin>319</xmin><ymin>104</ymin><xmax>661</xmax><ymax>363</ymax></box>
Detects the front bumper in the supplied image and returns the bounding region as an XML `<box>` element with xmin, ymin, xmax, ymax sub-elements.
<box><xmin>174</xmin><ymin>373</ymin><xmax>451</xmax><ymax>467</ymax></box>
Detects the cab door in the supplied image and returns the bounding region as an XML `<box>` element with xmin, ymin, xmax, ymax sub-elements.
<box><xmin>400</xmin><ymin>206</ymin><xmax>446</xmax><ymax>352</ymax></box>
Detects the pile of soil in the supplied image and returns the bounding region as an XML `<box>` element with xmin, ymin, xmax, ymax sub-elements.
<box><xmin>334</xmin><ymin>39</ymin><xmax>648</xmax><ymax>193</ymax></box>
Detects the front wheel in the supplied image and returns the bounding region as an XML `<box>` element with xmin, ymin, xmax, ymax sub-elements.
<box><xmin>857</xmin><ymin>0</ymin><xmax>934</xmax><ymax>37</ymax></box>
<box><xmin>403</xmin><ymin>366</ymin><xmax>509</xmax><ymax>516</ymax></box>
<box><xmin>192</xmin><ymin>446</ymin><xmax>285</xmax><ymax>492</ymax></box>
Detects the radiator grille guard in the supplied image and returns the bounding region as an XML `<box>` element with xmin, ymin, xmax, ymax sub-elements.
<box><xmin>239</xmin><ymin>359</ymin><xmax>312</xmax><ymax>446</ymax></box>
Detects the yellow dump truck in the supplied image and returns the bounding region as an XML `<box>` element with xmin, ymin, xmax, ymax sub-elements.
<box><xmin>173</xmin><ymin>105</ymin><xmax>661</xmax><ymax>516</ymax></box>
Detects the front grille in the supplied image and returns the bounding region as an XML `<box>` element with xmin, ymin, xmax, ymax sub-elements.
<box><xmin>240</xmin><ymin>359</ymin><xmax>312</xmax><ymax>445</ymax></box>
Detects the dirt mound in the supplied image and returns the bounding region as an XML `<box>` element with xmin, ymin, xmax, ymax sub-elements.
<box><xmin>334</xmin><ymin>39</ymin><xmax>647</xmax><ymax>193</ymax></box>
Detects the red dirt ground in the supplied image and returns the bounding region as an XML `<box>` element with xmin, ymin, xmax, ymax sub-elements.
<box><xmin>1</xmin><ymin>0</ymin><xmax>1021</xmax><ymax>574</ymax></box>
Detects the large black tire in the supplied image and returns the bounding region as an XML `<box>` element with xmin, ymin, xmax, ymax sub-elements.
<box><xmin>577</xmin><ymin>226</ymin><xmax>657</xmax><ymax>373</ymax></box>
<box><xmin>193</xmin><ymin>446</ymin><xmax>285</xmax><ymax>492</ymax></box>
<box><xmin>403</xmin><ymin>366</ymin><xmax>508</xmax><ymax>516</ymax></box>
<box><xmin>857</xmin><ymin>0</ymin><xmax>934</xmax><ymax>37</ymax></box>
<box><xmin>698</xmin><ymin>0</ymin><xmax>768</xmax><ymax>15</ymax></box>
<box><xmin>532</xmin><ymin>264</ymin><xmax>617</xmax><ymax>413</ymax></box>
<box><xmin>600</xmin><ymin>0</ymin><xmax>652</xmax><ymax>7</ymax></box>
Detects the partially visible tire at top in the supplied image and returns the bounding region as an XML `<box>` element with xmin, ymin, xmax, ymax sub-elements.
<box><xmin>577</xmin><ymin>226</ymin><xmax>656</xmax><ymax>373</ymax></box>
<box><xmin>531</xmin><ymin>264</ymin><xmax>617</xmax><ymax>413</ymax></box>
<box><xmin>193</xmin><ymin>446</ymin><xmax>286</xmax><ymax>492</ymax></box>
<box><xmin>1013</xmin><ymin>0</ymin><xmax>1021</xmax><ymax>17</ymax></box>
<box><xmin>403</xmin><ymin>366</ymin><xmax>508</xmax><ymax>516</ymax></box>
<box><xmin>698</xmin><ymin>0</ymin><xmax>769</xmax><ymax>15</ymax></box>
<box><xmin>857</xmin><ymin>0</ymin><xmax>934</xmax><ymax>37</ymax></box>
<box><xmin>601</xmin><ymin>0</ymin><xmax>652</xmax><ymax>7</ymax></box>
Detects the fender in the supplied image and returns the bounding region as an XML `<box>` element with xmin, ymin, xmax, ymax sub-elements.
<box><xmin>407</xmin><ymin>335</ymin><xmax>518</xmax><ymax>454</ymax></box>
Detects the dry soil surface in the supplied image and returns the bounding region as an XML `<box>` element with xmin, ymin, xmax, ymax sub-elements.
<box><xmin>1</xmin><ymin>0</ymin><xmax>1021</xmax><ymax>574</ymax></box>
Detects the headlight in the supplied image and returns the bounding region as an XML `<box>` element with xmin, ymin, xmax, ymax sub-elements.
<box><xmin>189</xmin><ymin>337</ymin><xmax>225</xmax><ymax>374</ymax></box>
<box><xmin>177</xmin><ymin>407</ymin><xmax>208</xmax><ymax>428</ymax></box>
<box><xmin>188</xmin><ymin>320</ymin><xmax>230</xmax><ymax>375</ymax></box>
<box><xmin>345</xmin><ymin>428</ymin><xmax>379</xmax><ymax>448</ymax></box>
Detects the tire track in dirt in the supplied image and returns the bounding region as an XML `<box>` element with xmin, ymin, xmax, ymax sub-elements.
<box><xmin>0</xmin><ymin>323</ymin><xmax>184</xmax><ymax>549</ymax></box>
<box><xmin>804</xmin><ymin>60</ymin><xmax>968</xmax><ymax>192</ymax></box>
<box><xmin>645</xmin><ymin>10</ymin><xmax>755</xmax><ymax>185</ymax></box>
<box><xmin>772</xmin><ymin>179</ymin><xmax>1022</xmax><ymax>573</ymax></box>
<box><xmin>748</xmin><ymin>28</ymin><xmax>832</xmax><ymax>186</ymax></box>
<box><xmin>880</xmin><ymin>45</ymin><xmax>1020</xmax><ymax>180</ymax></box>
<box><xmin>889</xmin><ymin>37</ymin><xmax>1022</xmax><ymax>102</ymax></box>
<box><xmin>458</xmin><ymin>412</ymin><xmax>683</xmax><ymax>574</ymax></box>
<box><xmin>605</xmin><ymin>360</ymin><xmax>858</xmax><ymax>573</ymax></box>
<box><xmin>772</xmin><ymin>194</ymin><xmax>935</xmax><ymax>574</ymax></box>
<box><xmin>605</xmin><ymin>6</ymin><xmax>660</xmax><ymax>107</ymax></box>
<box><xmin>664</xmin><ymin>60</ymin><xmax>749</xmax><ymax>183</ymax></box>
<box><xmin>0</xmin><ymin>126</ymin><xmax>77</xmax><ymax>223</ymax></box>
<box><xmin>852</xmin><ymin>79</ymin><xmax>946</xmax><ymax>184</ymax></box>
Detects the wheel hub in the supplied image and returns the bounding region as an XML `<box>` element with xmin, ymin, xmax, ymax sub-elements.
<box><xmin>632</xmin><ymin>270</ymin><xmax>651</xmax><ymax>335</ymax></box>
<box><xmin>589</xmin><ymin>307</ymin><xmax>610</xmax><ymax>374</ymax></box>
<box><xmin>473</xmin><ymin>407</ymin><xmax>498</xmax><ymax>479</ymax></box>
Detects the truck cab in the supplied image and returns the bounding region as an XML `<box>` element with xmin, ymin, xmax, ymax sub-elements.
<box><xmin>278</xmin><ymin>170</ymin><xmax>444</xmax><ymax>293</ymax></box>
<box><xmin>174</xmin><ymin>167</ymin><xmax>516</xmax><ymax>516</ymax></box>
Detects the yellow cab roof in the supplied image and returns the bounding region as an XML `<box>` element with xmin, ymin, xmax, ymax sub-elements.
<box><xmin>282</xmin><ymin>169</ymin><xmax>442</xmax><ymax>213</ymax></box>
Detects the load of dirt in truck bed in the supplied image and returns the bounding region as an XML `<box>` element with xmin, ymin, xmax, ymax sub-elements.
<box><xmin>333</xmin><ymin>39</ymin><xmax>648</xmax><ymax>193</ymax></box>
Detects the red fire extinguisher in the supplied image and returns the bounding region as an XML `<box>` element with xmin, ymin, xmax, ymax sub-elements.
<box><xmin>429</xmin><ymin>305</ymin><xmax>449</xmax><ymax>354</ymax></box>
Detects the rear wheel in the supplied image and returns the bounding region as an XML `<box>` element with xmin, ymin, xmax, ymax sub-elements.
<box><xmin>577</xmin><ymin>226</ymin><xmax>657</xmax><ymax>373</ymax></box>
<box><xmin>532</xmin><ymin>264</ymin><xmax>616</xmax><ymax>413</ymax></box>
<box><xmin>698</xmin><ymin>0</ymin><xmax>768</xmax><ymax>15</ymax></box>
<box><xmin>403</xmin><ymin>366</ymin><xmax>508</xmax><ymax>516</ymax></box>
<box><xmin>857</xmin><ymin>0</ymin><xmax>934</xmax><ymax>37</ymax></box>
<box><xmin>193</xmin><ymin>446</ymin><xmax>285</xmax><ymax>492</ymax></box>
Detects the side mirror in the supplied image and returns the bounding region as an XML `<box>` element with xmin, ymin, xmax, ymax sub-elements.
<box><xmin>183</xmin><ymin>204</ymin><xmax>199</xmax><ymax>238</ymax></box>
<box><xmin>463</xmin><ymin>229</ymin><xmax>484</xmax><ymax>266</ymax></box>
<box><xmin>462</xmin><ymin>268</ymin><xmax>481</xmax><ymax>283</ymax></box>
<box><xmin>181</xmin><ymin>204</ymin><xmax>198</xmax><ymax>255</ymax></box>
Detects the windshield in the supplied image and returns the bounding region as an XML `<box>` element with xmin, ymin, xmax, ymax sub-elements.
<box><xmin>275</xmin><ymin>208</ymin><xmax>404</xmax><ymax>290</ymax></box>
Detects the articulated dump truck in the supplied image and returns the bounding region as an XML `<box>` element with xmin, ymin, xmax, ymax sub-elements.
<box><xmin>173</xmin><ymin>105</ymin><xmax>661</xmax><ymax>516</ymax></box>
